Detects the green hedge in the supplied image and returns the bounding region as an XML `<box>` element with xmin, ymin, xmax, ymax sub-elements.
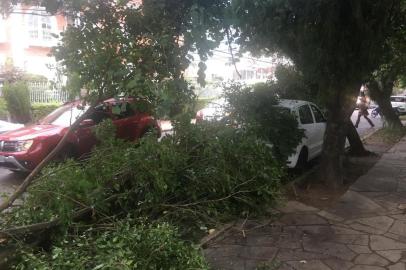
<box><xmin>2</xmin><ymin>82</ymin><xmax>31</xmax><ymax>124</ymax></box>
<box><xmin>31</xmin><ymin>103</ymin><xmax>61</xmax><ymax>122</ymax></box>
<box><xmin>0</xmin><ymin>98</ymin><xmax>8</xmax><ymax>120</ymax></box>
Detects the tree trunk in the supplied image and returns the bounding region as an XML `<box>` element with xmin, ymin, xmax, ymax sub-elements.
<box><xmin>378</xmin><ymin>96</ymin><xmax>402</xmax><ymax>129</ymax></box>
<box><xmin>319</xmin><ymin>84</ymin><xmax>360</xmax><ymax>188</ymax></box>
<box><xmin>368</xmin><ymin>77</ymin><xmax>403</xmax><ymax>129</ymax></box>
<box><xmin>319</xmin><ymin>115</ymin><xmax>348</xmax><ymax>188</ymax></box>
<box><xmin>346</xmin><ymin>120</ymin><xmax>370</xmax><ymax>156</ymax></box>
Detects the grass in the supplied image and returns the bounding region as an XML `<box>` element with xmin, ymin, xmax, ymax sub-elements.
<box><xmin>370</xmin><ymin>126</ymin><xmax>406</xmax><ymax>144</ymax></box>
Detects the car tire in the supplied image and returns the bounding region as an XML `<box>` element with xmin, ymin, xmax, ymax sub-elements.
<box><xmin>55</xmin><ymin>144</ymin><xmax>77</xmax><ymax>162</ymax></box>
<box><xmin>295</xmin><ymin>147</ymin><xmax>308</xmax><ymax>170</ymax></box>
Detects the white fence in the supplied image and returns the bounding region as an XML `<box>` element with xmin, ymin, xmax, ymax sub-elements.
<box><xmin>28</xmin><ymin>82</ymin><xmax>69</xmax><ymax>104</ymax></box>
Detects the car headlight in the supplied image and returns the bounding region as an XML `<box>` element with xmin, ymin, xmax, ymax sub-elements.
<box><xmin>16</xmin><ymin>140</ymin><xmax>34</xmax><ymax>152</ymax></box>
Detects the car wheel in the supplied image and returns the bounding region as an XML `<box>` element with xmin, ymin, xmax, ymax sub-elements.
<box><xmin>55</xmin><ymin>144</ymin><xmax>77</xmax><ymax>162</ymax></box>
<box><xmin>10</xmin><ymin>170</ymin><xmax>29</xmax><ymax>177</ymax></box>
<box><xmin>295</xmin><ymin>147</ymin><xmax>308</xmax><ymax>170</ymax></box>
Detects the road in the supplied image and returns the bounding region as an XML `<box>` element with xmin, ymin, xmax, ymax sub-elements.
<box><xmin>0</xmin><ymin>111</ymin><xmax>384</xmax><ymax>205</ymax></box>
<box><xmin>0</xmin><ymin>168</ymin><xmax>25</xmax><ymax>205</ymax></box>
<box><xmin>350</xmin><ymin>109</ymin><xmax>383</xmax><ymax>138</ymax></box>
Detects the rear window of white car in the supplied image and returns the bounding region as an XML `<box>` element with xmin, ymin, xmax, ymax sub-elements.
<box><xmin>391</xmin><ymin>97</ymin><xmax>406</xmax><ymax>102</ymax></box>
<box><xmin>299</xmin><ymin>105</ymin><xmax>314</xmax><ymax>124</ymax></box>
<box><xmin>310</xmin><ymin>105</ymin><xmax>326</xmax><ymax>123</ymax></box>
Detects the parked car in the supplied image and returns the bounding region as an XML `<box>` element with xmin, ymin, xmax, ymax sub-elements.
<box><xmin>0</xmin><ymin>120</ymin><xmax>24</xmax><ymax>134</ymax></box>
<box><xmin>195</xmin><ymin>98</ymin><xmax>227</xmax><ymax>122</ymax></box>
<box><xmin>196</xmin><ymin>98</ymin><xmax>326</xmax><ymax>168</ymax></box>
<box><xmin>0</xmin><ymin>97</ymin><xmax>160</xmax><ymax>172</ymax></box>
<box><xmin>278</xmin><ymin>100</ymin><xmax>327</xmax><ymax>168</ymax></box>
<box><xmin>390</xmin><ymin>96</ymin><xmax>406</xmax><ymax>115</ymax></box>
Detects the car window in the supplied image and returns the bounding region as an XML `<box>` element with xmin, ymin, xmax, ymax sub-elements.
<box><xmin>111</xmin><ymin>102</ymin><xmax>135</xmax><ymax>119</ymax></box>
<box><xmin>41</xmin><ymin>104</ymin><xmax>88</xmax><ymax>126</ymax></box>
<box><xmin>391</xmin><ymin>97</ymin><xmax>406</xmax><ymax>102</ymax></box>
<box><xmin>298</xmin><ymin>105</ymin><xmax>314</xmax><ymax>124</ymax></box>
<box><xmin>310</xmin><ymin>105</ymin><xmax>326</xmax><ymax>123</ymax></box>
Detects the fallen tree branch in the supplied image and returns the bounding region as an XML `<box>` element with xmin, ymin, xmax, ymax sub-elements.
<box><xmin>0</xmin><ymin>193</ymin><xmax>120</xmax><ymax>240</ymax></box>
<box><xmin>0</xmin><ymin>207</ymin><xmax>92</xmax><ymax>239</ymax></box>
<box><xmin>0</xmin><ymin>106</ymin><xmax>95</xmax><ymax>213</ymax></box>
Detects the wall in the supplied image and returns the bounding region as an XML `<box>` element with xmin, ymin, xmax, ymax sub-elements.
<box><xmin>0</xmin><ymin>5</ymin><xmax>67</xmax><ymax>80</ymax></box>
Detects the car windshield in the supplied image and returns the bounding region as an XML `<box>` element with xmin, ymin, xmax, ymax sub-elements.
<box><xmin>391</xmin><ymin>97</ymin><xmax>405</xmax><ymax>102</ymax></box>
<box><xmin>206</xmin><ymin>99</ymin><xmax>226</xmax><ymax>109</ymax></box>
<box><xmin>40</xmin><ymin>104</ymin><xmax>87</xmax><ymax>126</ymax></box>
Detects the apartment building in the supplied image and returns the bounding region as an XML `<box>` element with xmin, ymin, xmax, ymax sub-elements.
<box><xmin>0</xmin><ymin>5</ymin><xmax>68</xmax><ymax>80</ymax></box>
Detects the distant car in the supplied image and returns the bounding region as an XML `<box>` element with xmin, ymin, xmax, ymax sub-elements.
<box><xmin>0</xmin><ymin>120</ymin><xmax>23</xmax><ymax>134</ymax></box>
<box><xmin>278</xmin><ymin>100</ymin><xmax>327</xmax><ymax>168</ymax></box>
<box><xmin>0</xmin><ymin>97</ymin><xmax>160</xmax><ymax>172</ymax></box>
<box><xmin>196</xmin><ymin>99</ymin><xmax>227</xmax><ymax>122</ymax></box>
<box><xmin>390</xmin><ymin>96</ymin><xmax>406</xmax><ymax>115</ymax></box>
<box><xmin>368</xmin><ymin>101</ymin><xmax>378</xmax><ymax>109</ymax></box>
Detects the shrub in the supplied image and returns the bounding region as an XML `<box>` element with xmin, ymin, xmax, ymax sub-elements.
<box><xmin>224</xmin><ymin>83</ymin><xmax>304</xmax><ymax>162</ymax></box>
<box><xmin>2</xmin><ymin>81</ymin><xmax>31</xmax><ymax>123</ymax></box>
<box><xmin>31</xmin><ymin>103</ymin><xmax>61</xmax><ymax>122</ymax></box>
<box><xmin>2</xmin><ymin>119</ymin><xmax>285</xmax><ymax>268</ymax></box>
<box><xmin>2</xmin><ymin>119</ymin><xmax>284</xmax><ymax>231</ymax></box>
<box><xmin>0</xmin><ymin>98</ymin><xmax>8</xmax><ymax>120</ymax></box>
<box><xmin>15</xmin><ymin>220</ymin><xmax>208</xmax><ymax>270</ymax></box>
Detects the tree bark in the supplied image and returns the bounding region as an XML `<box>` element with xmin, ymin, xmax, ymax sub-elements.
<box><xmin>319</xmin><ymin>84</ymin><xmax>360</xmax><ymax>189</ymax></box>
<box><xmin>368</xmin><ymin>77</ymin><xmax>403</xmax><ymax>129</ymax></box>
<box><xmin>319</xmin><ymin>117</ymin><xmax>348</xmax><ymax>188</ymax></box>
<box><xmin>0</xmin><ymin>106</ymin><xmax>94</xmax><ymax>213</ymax></box>
<box><xmin>346</xmin><ymin>120</ymin><xmax>370</xmax><ymax>156</ymax></box>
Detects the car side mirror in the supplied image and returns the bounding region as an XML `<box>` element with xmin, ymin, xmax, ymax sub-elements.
<box><xmin>80</xmin><ymin>119</ymin><xmax>95</xmax><ymax>127</ymax></box>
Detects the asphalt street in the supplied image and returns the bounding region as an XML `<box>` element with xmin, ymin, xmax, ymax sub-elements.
<box><xmin>350</xmin><ymin>109</ymin><xmax>383</xmax><ymax>138</ymax></box>
<box><xmin>0</xmin><ymin>110</ymin><xmax>384</xmax><ymax>205</ymax></box>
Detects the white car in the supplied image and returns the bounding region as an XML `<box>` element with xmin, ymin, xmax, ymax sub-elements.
<box><xmin>196</xmin><ymin>98</ymin><xmax>326</xmax><ymax>168</ymax></box>
<box><xmin>278</xmin><ymin>100</ymin><xmax>327</xmax><ymax>168</ymax></box>
<box><xmin>0</xmin><ymin>120</ymin><xmax>23</xmax><ymax>134</ymax></box>
<box><xmin>390</xmin><ymin>96</ymin><xmax>406</xmax><ymax>115</ymax></box>
<box><xmin>196</xmin><ymin>99</ymin><xmax>227</xmax><ymax>122</ymax></box>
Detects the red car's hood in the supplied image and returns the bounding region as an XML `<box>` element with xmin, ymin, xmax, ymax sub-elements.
<box><xmin>0</xmin><ymin>124</ymin><xmax>66</xmax><ymax>141</ymax></box>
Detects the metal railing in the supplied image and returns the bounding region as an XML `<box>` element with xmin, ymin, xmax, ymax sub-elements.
<box><xmin>28</xmin><ymin>82</ymin><xmax>69</xmax><ymax>103</ymax></box>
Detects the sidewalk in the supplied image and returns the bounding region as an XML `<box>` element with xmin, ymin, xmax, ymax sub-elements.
<box><xmin>204</xmin><ymin>135</ymin><xmax>406</xmax><ymax>270</ymax></box>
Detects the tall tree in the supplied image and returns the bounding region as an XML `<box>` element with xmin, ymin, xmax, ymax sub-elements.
<box><xmin>367</xmin><ymin>2</ymin><xmax>406</xmax><ymax>129</ymax></box>
<box><xmin>230</xmin><ymin>0</ymin><xmax>401</xmax><ymax>187</ymax></box>
<box><xmin>274</xmin><ymin>65</ymin><xmax>369</xmax><ymax>156</ymax></box>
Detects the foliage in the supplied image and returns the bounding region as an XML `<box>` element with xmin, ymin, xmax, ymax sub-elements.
<box><xmin>1</xmin><ymin>118</ymin><xmax>285</xmax><ymax>267</ymax></box>
<box><xmin>230</xmin><ymin>0</ymin><xmax>404</xmax><ymax>184</ymax></box>
<box><xmin>14</xmin><ymin>220</ymin><xmax>208</xmax><ymax>270</ymax></box>
<box><xmin>0</xmin><ymin>98</ymin><xmax>8</xmax><ymax>120</ymax></box>
<box><xmin>224</xmin><ymin>83</ymin><xmax>304</xmax><ymax>162</ymax></box>
<box><xmin>371</xmin><ymin>127</ymin><xmax>406</xmax><ymax>144</ymax></box>
<box><xmin>31</xmin><ymin>103</ymin><xmax>61</xmax><ymax>122</ymax></box>
<box><xmin>2</xmin><ymin>81</ymin><xmax>31</xmax><ymax>124</ymax></box>
<box><xmin>1</xmin><ymin>119</ymin><xmax>284</xmax><ymax>233</ymax></box>
<box><xmin>274</xmin><ymin>65</ymin><xmax>321</xmax><ymax>106</ymax></box>
<box><xmin>47</xmin><ymin>0</ymin><xmax>228</xmax><ymax>117</ymax></box>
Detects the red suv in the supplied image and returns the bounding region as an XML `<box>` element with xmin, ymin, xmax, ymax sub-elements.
<box><xmin>0</xmin><ymin>97</ymin><xmax>160</xmax><ymax>172</ymax></box>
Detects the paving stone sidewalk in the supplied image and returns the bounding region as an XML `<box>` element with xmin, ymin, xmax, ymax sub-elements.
<box><xmin>203</xmin><ymin>135</ymin><xmax>406</xmax><ymax>270</ymax></box>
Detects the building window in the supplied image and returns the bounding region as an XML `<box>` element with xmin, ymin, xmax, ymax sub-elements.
<box><xmin>26</xmin><ymin>11</ymin><xmax>53</xmax><ymax>42</ymax></box>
